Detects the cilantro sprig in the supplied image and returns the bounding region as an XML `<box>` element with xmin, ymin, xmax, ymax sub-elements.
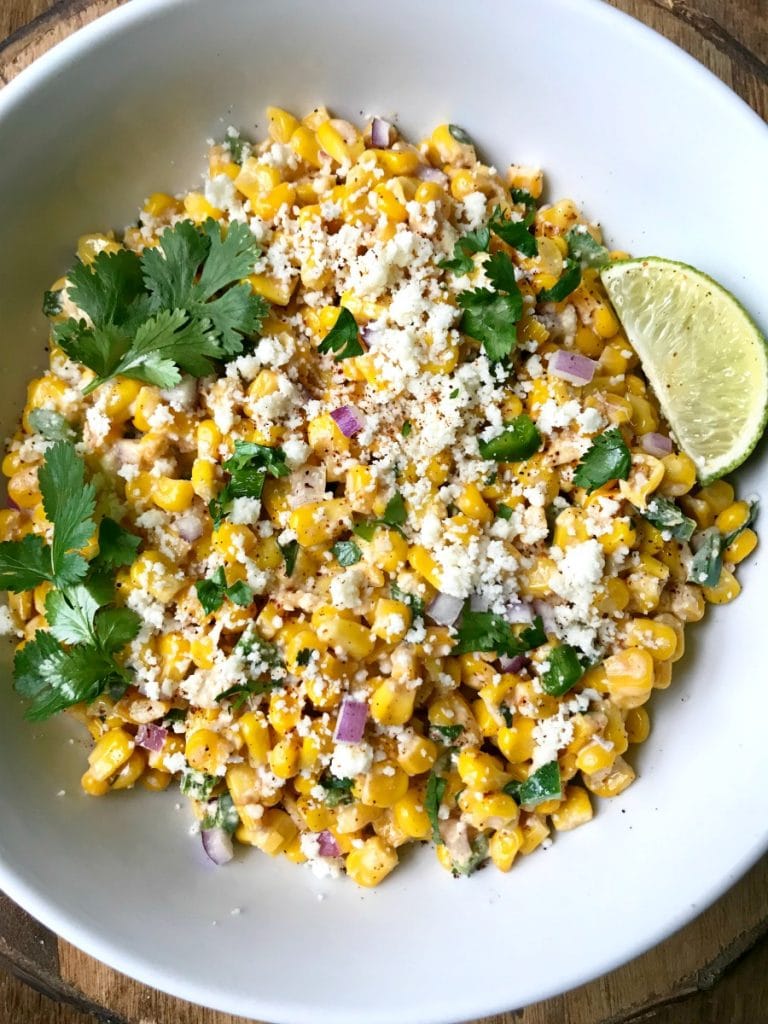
<box><xmin>195</xmin><ymin>566</ymin><xmax>252</xmax><ymax>615</ymax></box>
<box><xmin>488</xmin><ymin>206</ymin><xmax>538</xmax><ymax>259</ymax></box>
<box><xmin>317</xmin><ymin>307</ymin><xmax>364</xmax><ymax>361</ymax></box>
<box><xmin>566</xmin><ymin>226</ymin><xmax>611</xmax><ymax>269</ymax></box>
<box><xmin>391</xmin><ymin>582</ymin><xmax>425</xmax><ymax>620</ymax></box>
<box><xmin>439</xmin><ymin>226</ymin><xmax>490</xmax><ymax>275</ymax></box>
<box><xmin>209</xmin><ymin>441</ymin><xmax>290</xmax><ymax>526</ymax></box>
<box><xmin>504</xmin><ymin>761</ymin><xmax>561</xmax><ymax>807</ymax></box>
<box><xmin>332</xmin><ymin>540</ymin><xmax>362</xmax><ymax>566</ymax></box>
<box><xmin>573</xmin><ymin>428</ymin><xmax>631</xmax><ymax>493</ymax></box>
<box><xmin>640</xmin><ymin>496</ymin><xmax>696</xmax><ymax>543</ymax></box>
<box><xmin>215</xmin><ymin>630</ymin><xmax>284</xmax><ymax>710</ymax></box>
<box><xmin>353</xmin><ymin>492</ymin><xmax>407</xmax><ymax>541</ymax></box>
<box><xmin>538</xmin><ymin>258</ymin><xmax>582</xmax><ymax>303</ymax></box>
<box><xmin>453</xmin><ymin>612</ymin><xmax>546</xmax><ymax>657</ymax></box>
<box><xmin>54</xmin><ymin>219</ymin><xmax>267</xmax><ymax>394</ymax></box>
<box><xmin>539</xmin><ymin>645</ymin><xmax>584</xmax><ymax>697</ymax></box>
<box><xmin>688</xmin><ymin>500</ymin><xmax>758</xmax><ymax>587</ymax></box>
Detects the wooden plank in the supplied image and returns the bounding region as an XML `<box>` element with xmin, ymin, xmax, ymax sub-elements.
<box><xmin>0</xmin><ymin>1</ymin><xmax>766</xmax><ymax>1022</ymax></box>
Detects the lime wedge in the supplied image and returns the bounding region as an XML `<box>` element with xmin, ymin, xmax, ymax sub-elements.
<box><xmin>600</xmin><ymin>257</ymin><xmax>768</xmax><ymax>484</ymax></box>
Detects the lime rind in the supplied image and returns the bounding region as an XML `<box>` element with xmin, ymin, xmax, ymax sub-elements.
<box><xmin>600</xmin><ymin>257</ymin><xmax>768</xmax><ymax>484</ymax></box>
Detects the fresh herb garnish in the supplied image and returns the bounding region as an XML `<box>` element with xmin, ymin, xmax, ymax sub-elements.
<box><xmin>640</xmin><ymin>496</ymin><xmax>696</xmax><ymax>542</ymax></box>
<box><xmin>478</xmin><ymin>414</ymin><xmax>541</xmax><ymax>463</ymax></box>
<box><xmin>317</xmin><ymin>307</ymin><xmax>363</xmax><ymax>361</ymax></box>
<box><xmin>223</xmin><ymin>133</ymin><xmax>250</xmax><ymax>163</ymax></box>
<box><xmin>496</xmin><ymin>503</ymin><xmax>514</xmax><ymax>520</ymax></box>
<box><xmin>321</xmin><ymin>774</ymin><xmax>354</xmax><ymax>807</ymax></box>
<box><xmin>201</xmin><ymin>792</ymin><xmax>240</xmax><ymax>834</ymax></box>
<box><xmin>353</xmin><ymin>491</ymin><xmax>407</xmax><ymax>541</ymax></box>
<box><xmin>566</xmin><ymin>226</ymin><xmax>611</xmax><ymax>268</ymax></box>
<box><xmin>180</xmin><ymin>769</ymin><xmax>218</xmax><ymax>801</ymax></box>
<box><xmin>42</xmin><ymin>289</ymin><xmax>63</xmax><ymax>318</ymax></box>
<box><xmin>452</xmin><ymin>833</ymin><xmax>489</xmax><ymax>877</ymax></box>
<box><xmin>504</xmin><ymin>761</ymin><xmax>561</xmax><ymax>807</ymax></box>
<box><xmin>688</xmin><ymin>500</ymin><xmax>758</xmax><ymax>587</ymax></box>
<box><xmin>54</xmin><ymin>219</ymin><xmax>267</xmax><ymax>394</ymax></box>
<box><xmin>510</xmin><ymin>188</ymin><xmax>536</xmax><ymax>209</ymax></box>
<box><xmin>401</xmin><ymin>420</ymin><xmax>412</xmax><ymax>437</ymax></box>
<box><xmin>488</xmin><ymin>205</ymin><xmax>538</xmax><ymax>258</ymax></box>
<box><xmin>539</xmin><ymin>645</ymin><xmax>584</xmax><ymax>697</ymax></box>
<box><xmin>390</xmin><ymin>582</ymin><xmax>425</xmax><ymax>620</ymax></box>
<box><xmin>195</xmin><ymin>566</ymin><xmax>252</xmax><ymax>615</ymax></box>
<box><xmin>431</xmin><ymin>724</ymin><xmax>464</xmax><ymax>743</ymax></box>
<box><xmin>573</xmin><ymin>428</ymin><xmax>631</xmax><ymax>493</ymax></box>
<box><xmin>499</xmin><ymin>703</ymin><xmax>514</xmax><ymax>727</ymax></box>
<box><xmin>209</xmin><ymin>440</ymin><xmax>289</xmax><ymax>526</ymax></box>
<box><xmin>215</xmin><ymin>632</ymin><xmax>284</xmax><ymax>710</ymax></box>
<box><xmin>438</xmin><ymin>226</ymin><xmax>491</xmax><ymax>275</ymax></box>
<box><xmin>538</xmin><ymin>258</ymin><xmax>581</xmax><ymax>303</ymax></box>
<box><xmin>28</xmin><ymin>408</ymin><xmax>75</xmax><ymax>442</ymax></box>
<box><xmin>279</xmin><ymin>538</ymin><xmax>299</xmax><ymax>577</ymax></box>
<box><xmin>448</xmin><ymin>124</ymin><xmax>473</xmax><ymax>145</ymax></box>
<box><xmin>426</xmin><ymin>771</ymin><xmax>447</xmax><ymax>844</ymax></box>
<box><xmin>91</xmin><ymin>516</ymin><xmax>141</xmax><ymax>571</ymax></box>
<box><xmin>296</xmin><ymin>648</ymin><xmax>314</xmax><ymax>667</ymax></box>
<box><xmin>453</xmin><ymin>611</ymin><xmax>545</xmax><ymax>657</ymax></box>
<box><xmin>458</xmin><ymin>279</ymin><xmax>523</xmax><ymax>363</ymax></box>
<box><xmin>332</xmin><ymin>540</ymin><xmax>362</xmax><ymax>566</ymax></box>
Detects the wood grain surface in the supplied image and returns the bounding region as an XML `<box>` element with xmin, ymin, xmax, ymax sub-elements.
<box><xmin>0</xmin><ymin>1</ymin><xmax>766</xmax><ymax>1022</ymax></box>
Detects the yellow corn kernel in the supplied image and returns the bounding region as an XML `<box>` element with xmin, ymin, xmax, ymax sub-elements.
<box><xmin>575</xmin><ymin>740</ymin><xmax>616</xmax><ymax>774</ymax></box>
<box><xmin>288</xmin><ymin>498</ymin><xmax>351</xmax><ymax>547</ymax></box>
<box><xmin>211</xmin><ymin>521</ymin><xmax>256</xmax><ymax>561</ymax></box>
<box><xmin>659</xmin><ymin>452</ymin><xmax>697</xmax><ymax>496</ymax></box>
<box><xmin>408</xmin><ymin>544</ymin><xmax>442</xmax><ymax>590</ymax></box>
<box><xmin>495</xmin><ymin>718</ymin><xmax>536</xmax><ymax>764</ymax></box>
<box><xmin>715</xmin><ymin>500</ymin><xmax>750</xmax><ymax>534</ymax></box>
<box><xmin>157</xmin><ymin>632</ymin><xmax>192</xmax><ymax>683</ymax></box>
<box><xmin>583</xmin><ymin>755</ymin><xmax>636</xmax><ymax>798</ymax></box>
<box><xmin>233</xmin><ymin>158</ymin><xmax>281</xmax><ymax>202</ymax></box>
<box><xmin>88</xmin><ymin>728</ymin><xmax>135</xmax><ymax>782</ymax></box>
<box><xmin>702</xmin><ymin>567</ymin><xmax>741</xmax><ymax>605</ymax></box>
<box><xmin>618</xmin><ymin>455</ymin><xmax>665</xmax><ymax>510</ymax></box>
<box><xmin>314</xmin><ymin>121</ymin><xmax>352</xmax><ymax>165</ymax></box>
<box><xmin>150</xmin><ymin>476</ymin><xmax>195</xmax><ymax>513</ymax></box>
<box><xmin>195</xmin><ymin>418</ymin><xmax>221</xmax><ymax>459</ymax></box>
<box><xmin>355</xmin><ymin>762</ymin><xmax>409</xmax><ymax>808</ymax></box>
<box><xmin>346</xmin><ymin>836</ymin><xmax>398</xmax><ymax>888</ymax></box>
<box><xmin>725</xmin><ymin>528</ymin><xmax>757</xmax><ymax>564</ymax></box>
<box><xmin>393</xmin><ymin>790</ymin><xmax>432</xmax><ymax>840</ymax></box>
<box><xmin>550</xmin><ymin>785</ymin><xmax>593</xmax><ymax>831</ymax></box>
<box><xmin>268</xmin><ymin>734</ymin><xmax>301</xmax><ymax>779</ymax></box>
<box><xmin>370</xmin><ymin>599</ymin><xmax>412</xmax><ymax>644</ymax></box>
<box><xmin>507</xmin><ymin>164</ymin><xmax>543</xmax><ymax>198</ymax></box>
<box><xmin>247</xmin><ymin>272</ymin><xmax>296</xmax><ymax>307</ymax></box>
<box><xmin>189</xmin><ymin>458</ymin><xmax>216</xmax><ymax>501</ymax></box>
<box><xmin>345</xmin><ymin>465</ymin><xmax>377</xmax><ymax>514</ymax></box>
<box><xmin>624</xmin><ymin>706</ymin><xmax>651</xmax><ymax>744</ymax></box>
<box><xmin>374</xmin><ymin>148</ymin><xmax>421</xmax><ymax>176</ymax></box>
<box><xmin>698</xmin><ymin>480</ymin><xmax>734</xmax><ymax>514</ymax></box>
<box><xmin>296</xmin><ymin>797</ymin><xmax>333</xmax><ymax>833</ymax></box>
<box><xmin>76</xmin><ymin>232</ymin><xmax>121</xmax><ymax>264</ymax></box>
<box><xmin>317</xmin><ymin>618</ymin><xmax>374</xmax><ymax>660</ymax></box>
<box><xmin>603</xmin><ymin>647</ymin><xmax>655</xmax><ymax>708</ymax></box>
<box><xmin>289</xmin><ymin>125</ymin><xmax>323</xmax><ymax>168</ymax></box>
<box><xmin>81</xmin><ymin>769</ymin><xmax>110</xmax><ymax>796</ymax></box>
<box><xmin>141</xmin><ymin>767</ymin><xmax>172</xmax><ymax>792</ymax></box>
<box><xmin>189</xmin><ymin>633</ymin><xmax>215</xmax><ymax>669</ymax></box>
<box><xmin>183</xmin><ymin>192</ymin><xmax>223</xmax><ymax>222</ymax></box>
<box><xmin>458</xmin><ymin>790</ymin><xmax>519</xmax><ymax>831</ymax></box>
<box><xmin>456</xmin><ymin>748</ymin><xmax>509</xmax><ymax>792</ymax></box>
<box><xmin>251</xmin><ymin>182</ymin><xmax>297</xmax><ymax>221</ymax></box>
<box><xmin>129</xmin><ymin>551</ymin><xmax>184</xmax><ymax>603</ymax></box>
<box><xmin>101</xmin><ymin>377</ymin><xmax>142</xmax><ymax>422</ymax></box>
<box><xmin>455</xmin><ymin>483</ymin><xmax>493</xmax><ymax>524</ymax></box>
<box><xmin>144</xmin><ymin>192</ymin><xmax>179</xmax><ymax>218</ymax></box>
<box><xmin>593</xmin><ymin>304</ymin><xmax>621</xmax><ymax>339</ymax></box>
<box><xmin>268</xmin><ymin>689</ymin><xmax>303</xmax><ymax>736</ymax></box>
<box><xmin>335</xmin><ymin>803</ymin><xmax>382</xmax><ymax>836</ymax></box>
<box><xmin>370</xmin><ymin>678</ymin><xmax>416</xmax><ymax>727</ymax></box>
<box><xmin>110</xmin><ymin>749</ymin><xmax>147</xmax><ymax>791</ymax></box>
<box><xmin>489</xmin><ymin>825</ymin><xmax>524</xmax><ymax>872</ymax></box>
<box><xmin>372</xmin><ymin>181</ymin><xmax>408</xmax><ymax>222</ymax></box>
<box><xmin>185</xmin><ymin>729</ymin><xmax>231</xmax><ymax>775</ymax></box>
<box><xmin>414</xmin><ymin>180</ymin><xmax>445</xmax><ymax>204</ymax></box>
<box><xmin>7</xmin><ymin>466</ymin><xmax>41</xmax><ymax>509</ymax></box>
<box><xmin>519</xmin><ymin>814</ymin><xmax>550</xmax><ymax>854</ymax></box>
<box><xmin>624</xmin><ymin>618</ymin><xmax>678</xmax><ymax>661</ymax></box>
<box><xmin>553</xmin><ymin>506</ymin><xmax>589</xmax><ymax>548</ymax></box>
<box><xmin>267</xmin><ymin>106</ymin><xmax>299</xmax><ymax>143</ymax></box>
<box><xmin>397</xmin><ymin>734</ymin><xmax>438</xmax><ymax>776</ymax></box>
<box><xmin>426</xmin><ymin>124</ymin><xmax>474</xmax><ymax>166</ymax></box>
<box><xmin>239</xmin><ymin>809</ymin><xmax>297</xmax><ymax>856</ymax></box>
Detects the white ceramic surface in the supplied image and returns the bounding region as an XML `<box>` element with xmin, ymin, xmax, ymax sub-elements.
<box><xmin>0</xmin><ymin>2</ymin><xmax>766</xmax><ymax>1022</ymax></box>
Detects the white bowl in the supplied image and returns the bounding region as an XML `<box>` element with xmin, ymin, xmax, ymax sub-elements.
<box><xmin>0</xmin><ymin>2</ymin><xmax>766</xmax><ymax>1022</ymax></box>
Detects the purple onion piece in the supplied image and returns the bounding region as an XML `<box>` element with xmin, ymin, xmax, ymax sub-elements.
<box><xmin>426</xmin><ymin>592</ymin><xmax>464</xmax><ymax>627</ymax></box>
<box><xmin>416</xmin><ymin>165</ymin><xmax>448</xmax><ymax>187</ymax></box>
<box><xmin>549</xmin><ymin>349</ymin><xmax>597</xmax><ymax>386</ymax></box>
<box><xmin>317</xmin><ymin>830</ymin><xmax>341</xmax><ymax>857</ymax></box>
<box><xmin>330</xmin><ymin>405</ymin><xmax>365</xmax><ymax>438</ymax></box>
<box><xmin>289</xmin><ymin>465</ymin><xmax>327</xmax><ymax>508</ymax></box>
<box><xmin>640</xmin><ymin>432</ymin><xmax>673</xmax><ymax>458</ymax></box>
<box><xmin>135</xmin><ymin>723</ymin><xmax>168</xmax><ymax>753</ymax></box>
<box><xmin>505</xmin><ymin>600</ymin><xmax>534</xmax><ymax>625</ymax></box>
<box><xmin>371</xmin><ymin>117</ymin><xmax>393</xmax><ymax>148</ymax></box>
<box><xmin>498</xmin><ymin>654</ymin><xmax>527</xmax><ymax>674</ymax></box>
<box><xmin>334</xmin><ymin>697</ymin><xmax>369</xmax><ymax>743</ymax></box>
<box><xmin>175</xmin><ymin>513</ymin><xmax>204</xmax><ymax>543</ymax></box>
<box><xmin>202</xmin><ymin>828</ymin><xmax>233</xmax><ymax>866</ymax></box>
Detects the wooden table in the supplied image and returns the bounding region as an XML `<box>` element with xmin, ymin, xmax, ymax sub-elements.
<box><xmin>1</xmin><ymin>1</ymin><xmax>767</xmax><ymax>1022</ymax></box>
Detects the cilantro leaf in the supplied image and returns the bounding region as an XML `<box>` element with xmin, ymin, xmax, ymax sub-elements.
<box><xmin>453</xmin><ymin>611</ymin><xmax>546</xmax><ymax>657</ymax></box>
<box><xmin>180</xmin><ymin>769</ymin><xmax>218</xmax><ymax>800</ymax></box>
<box><xmin>223</xmin><ymin>134</ymin><xmax>250</xmax><ymax>163</ymax></box>
<box><xmin>332</xmin><ymin>540</ymin><xmax>362</xmax><ymax>566</ymax></box>
<box><xmin>431</xmin><ymin>723</ymin><xmax>464</xmax><ymax>743</ymax></box>
<box><xmin>195</xmin><ymin>566</ymin><xmax>253</xmax><ymax>615</ymax></box>
<box><xmin>390</xmin><ymin>582</ymin><xmax>425</xmax><ymax>620</ymax></box>
<box><xmin>640</xmin><ymin>496</ymin><xmax>696</xmax><ymax>543</ymax></box>
<box><xmin>279</xmin><ymin>539</ymin><xmax>299</xmax><ymax>576</ymax></box>
<box><xmin>42</xmin><ymin>289</ymin><xmax>63</xmax><ymax>318</ymax></box>
<box><xmin>92</xmin><ymin>517</ymin><xmax>141</xmax><ymax>571</ymax></box>
<box><xmin>426</xmin><ymin>771</ymin><xmax>447</xmax><ymax>844</ymax></box>
<box><xmin>28</xmin><ymin>409</ymin><xmax>75</xmax><ymax>441</ymax></box>
<box><xmin>478</xmin><ymin>414</ymin><xmax>541</xmax><ymax>462</ymax></box>
<box><xmin>688</xmin><ymin>501</ymin><xmax>758</xmax><ymax>587</ymax></box>
<box><xmin>496</xmin><ymin>503</ymin><xmax>513</xmax><ymax>520</ymax></box>
<box><xmin>201</xmin><ymin>793</ymin><xmax>240</xmax><ymax>834</ymax></box>
<box><xmin>354</xmin><ymin>491</ymin><xmax>407</xmax><ymax>541</ymax></box>
<box><xmin>452</xmin><ymin>833</ymin><xmax>489</xmax><ymax>877</ymax></box>
<box><xmin>504</xmin><ymin>761</ymin><xmax>561</xmax><ymax>807</ymax></box>
<box><xmin>68</xmin><ymin>248</ymin><xmax>148</xmax><ymax>328</ymax></box>
<box><xmin>45</xmin><ymin>584</ymin><xmax>101</xmax><ymax>646</ymax></box>
<box><xmin>317</xmin><ymin>307</ymin><xmax>363</xmax><ymax>360</ymax></box>
<box><xmin>458</xmin><ymin>288</ymin><xmax>521</xmax><ymax>362</ymax></box>
<box><xmin>566</xmin><ymin>226</ymin><xmax>611</xmax><ymax>268</ymax></box>
<box><xmin>321</xmin><ymin>774</ymin><xmax>354</xmax><ymax>807</ymax></box>
<box><xmin>210</xmin><ymin>441</ymin><xmax>289</xmax><ymax>524</ymax></box>
<box><xmin>484</xmin><ymin>250</ymin><xmax>519</xmax><ymax>294</ymax></box>
<box><xmin>573</xmin><ymin>428</ymin><xmax>631</xmax><ymax>493</ymax></box>
<box><xmin>438</xmin><ymin>226</ymin><xmax>490</xmax><ymax>275</ymax></box>
<box><xmin>0</xmin><ymin>534</ymin><xmax>55</xmax><ymax>592</ymax></box>
<box><xmin>540</xmin><ymin>645</ymin><xmax>584</xmax><ymax>697</ymax></box>
<box><xmin>510</xmin><ymin>188</ymin><xmax>536</xmax><ymax>209</ymax></box>
<box><xmin>401</xmin><ymin>420</ymin><xmax>412</xmax><ymax>437</ymax></box>
<box><xmin>538</xmin><ymin>258</ymin><xmax>581</xmax><ymax>303</ymax></box>
<box><xmin>39</xmin><ymin>441</ymin><xmax>96</xmax><ymax>585</ymax></box>
<box><xmin>489</xmin><ymin>206</ymin><xmax>538</xmax><ymax>258</ymax></box>
<box><xmin>93</xmin><ymin>607</ymin><xmax>142</xmax><ymax>653</ymax></box>
<box><xmin>296</xmin><ymin>648</ymin><xmax>313</xmax><ymax>667</ymax></box>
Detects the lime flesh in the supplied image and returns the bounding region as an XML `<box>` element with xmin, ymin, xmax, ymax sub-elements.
<box><xmin>600</xmin><ymin>258</ymin><xmax>768</xmax><ymax>484</ymax></box>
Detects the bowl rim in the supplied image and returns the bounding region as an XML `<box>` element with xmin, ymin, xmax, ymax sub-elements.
<box><xmin>0</xmin><ymin>1</ymin><xmax>766</xmax><ymax>1022</ymax></box>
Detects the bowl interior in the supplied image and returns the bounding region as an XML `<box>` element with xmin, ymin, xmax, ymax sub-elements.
<box><xmin>0</xmin><ymin>1</ymin><xmax>767</xmax><ymax>1022</ymax></box>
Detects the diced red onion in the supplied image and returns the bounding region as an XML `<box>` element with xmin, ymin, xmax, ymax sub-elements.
<box><xmin>469</xmin><ymin>593</ymin><xmax>489</xmax><ymax>612</ymax></box>
<box><xmin>498</xmin><ymin>654</ymin><xmax>527</xmax><ymax>674</ymax></box>
<box><xmin>317</xmin><ymin>830</ymin><xmax>341</xmax><ymax>857</ymax></box>
<box><xmin>202</xmin><ymin>828</ymin><xmax>233</xmax><ymax>866</ymax></box>
<box><xmin>135</xmin><ymin>723</ymin><xmax>168</xmax><ymax>753</ymax></box>
<box><xmin>334</xmin><ymin>697</ymin><xmax>369</xmax><ymax>743</ymax></box>
<box><xmin>175</xmin><ymin>513</ymin><xmax>203</xmax><ymax>543</ymax></box>
<box><xmin>416</xmin><ymin>165</ymin><xmax>448</xmax><ymax>187</ymax></box>
<box><xmin>640</xmin><ymin>432</ymin><xmax>673</xmax><ymax>458</ymax></box>
<box><xmin>440</xmin><ymin>819</ymin><xmax>471</xmax><ymax>860</ymax></box>
<box><xmin>505</xmin><ymin>599</ymin><xmax>534</xmax><ymax>625</ymax></box>
<box><xmin>371</xmin><ymin>117</ymin><xmax>393</xmax><ymax>148</ymax></box>
<box><xmin>426</xmin><ymin>592</ymin><xmax>464</xmax><ymax>627</ymax></box>
<box><xmin>549</xmin><ymin>349</ymin><xmax>597</xmax><ymax>386</ymax></box>
<box><xmin>360</xmin><ymin>325</ymin><xmax>379</xmax><ymax>347</ymax></box>
<box><xmin>330</xmin><ymin>405</ymin><xmax>365</xmax><ymax>438</ymax></box>
<box><xmin>289</xmin><ymin>465</ymin><xmax>326</xmax><ymax>508</ymax></box>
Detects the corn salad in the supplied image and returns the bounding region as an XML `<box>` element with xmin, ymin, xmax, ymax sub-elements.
<box><xmin>0</xmin><ymin>108</ymin><xmax>757</xmax><ymax>887</ymax></box>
